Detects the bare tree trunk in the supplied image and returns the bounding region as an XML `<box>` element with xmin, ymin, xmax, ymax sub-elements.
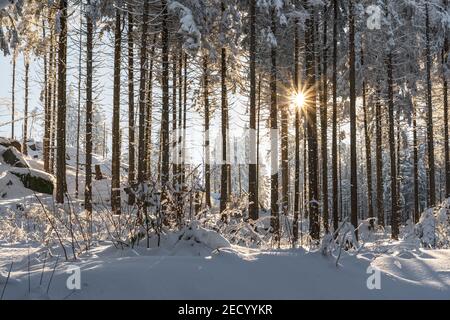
<box><xmin>85</xmin><ymin>0</ymin><xmax>94</xmax><ymax>219</ymax></box>
<box><xmin>321</xmin><ymin>4</ymin><xmax>329</xmax><ymax>233</ymax></box>
<box><xmin>111</xmin><ymin>7</ymin><xmax>122</xmax><ymax>215</ymax></box>
<box><xmin>349</xmin><ymin>0</ymin><xmax>358</xmax><ymax>238</ymax></box>
<box><xmin>75</xmin><ymin>12</ymin><xmax>82</xmax><ymax>199</ymax></box>
<box><xmin>375</xmin><ymin>87</ymin><xmax>384</xmax><ymax>227</ymax></box>
<box><xmin>293</xmin><ymin>17</ymin><xmax>300</xmax><ymax>244</ymax></box>
<box><xmin>203</xmin><ymin>54</ymin><xmax>211</xmax><ymax>209</ymax></box>
<box><xmin>425</xmin><ymin>3</ymin><xmax>436</xmax><ymax>207</ymax></box>
<box><xmin>306</xmin><ymin>3</ymin><xmax>319</xmax><ymax>240</ymax></box>
<box><xmin>361</xmin><ymin>46</ymin><xmax>374</xmax><ymax>228</ymax></box>
<box><xmin>248</xmin><ymin>0</ymin><xmax>258</xmax><ymax>221</ymax></box>
<box><xmin>443</xmin><ymin>0</ymin><xmax>449</xmax><ymax>198</ymax></box>
<box><xmin>161</xmin><ymin>0</ymin><xmax>170</xmax><ymax>203</ymax></box>
<box><xmin>220</xmin><ymin>1</ymin><xmax>229</xmax><ymax>218</ymax></box>
<box><xmin>270</xmin><ymin>6</ymin><xmax>280</xmax><ymax>243</ymax></box>
<box><xmin>146</xmin><ymin>35</ymin><xmax>156</xmax><ymax>180</ymax></box>
<box><xmin>138</xmin><ymin>0</ymin><xmax>150</xmax><ymax>184</ymax></box>
<box><xmin>332</xmin><ymin>0</ymin><xmax>339</xmax><ymax>233</ymax></box>
<box><xmin>56</xmin><ymin>0</ymin><xmax>68</xmax><ymax>204</ymax></box>
<box><xmin>43</xmin><ymin>20</ymin><xmax>51</xmax><ymax>173</ymax></box>
<box><xmin>172</xmin><ymin>50</ymin><xmax>178</xmax><ymax>186</ymax></box>
<box><xmin>127</xmin><ymin>3</ymin><xmax>136</xmax><ymax>205</ymax></box>
<box><xmin>11</xmin><ymin>48</ymin><xmax>16</xmax><ymax>139</ymax></box>
<box><xmin>412</xmin><ymin>96</ymin><xmax>420</xmax><ymax>222</ymax></box>
<box><xmin>23</xmin><ymin>59</ymin><xmax>29</xmax><ymax>156</ymax></box>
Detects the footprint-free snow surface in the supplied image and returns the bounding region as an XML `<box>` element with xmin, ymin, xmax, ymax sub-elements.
<box><xmin>1</xmin><ymin>242</ymin><xmax>449</xmax><ymax>300</ymax></box>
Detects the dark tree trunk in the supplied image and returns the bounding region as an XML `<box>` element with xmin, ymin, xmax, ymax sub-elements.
<box><xmin>332</xmin><ymin>0</ymin><xmax>339</xmax><ymax>233</ymax></box>
<box><xmin>270</xmin><ymin>6</ymin><xmax>280</xmax><ymax>243</ymax></box>
<box><xmin>43</xmin><ymin>22</ymin><xmax>51</xmax><ymax>173</ymax></box>
<box><xmin>349</xmin><ymin>0</ymin><xmax>358</xmax><ymax>238</ymax></box>
<box><xmin>425</xmin><ymin>3</ymin><xmax>436</xmax><ymax>206</ymax></box>
<box><xmin>293</xmin><ymin>18</ymin><xmax>300</xmax><ymax>244</ymax></box>
<box><xmin>361</xmin><ymin>46</ymin><xmax>374</xmax><ymax>227</ymax></box>
<box><xmin>111</xmin><ymin>8</ymin><xmax>122</xmax><ymax>215</ymax></box>
<box><xmin>443</xmin><ymin>0</ymin><xmax>449</xmax><ymax>198</ymax></box>
<box><xmin>22</xmin><ymin>60</ymin><xmax>29</xmax><ymax>156</ymax></box>
<box><xmin>412</xmin><ymin>96</ymin><xmax>420</xmax><ymax>222</ymax></box>
<box><xmin>11</xmin><ymin>49</ymin><xmax>16</xmax><ymax>140</ymax></box>
<box><xmin>321</xmin><ymin>4</ymin><xmax>329</xmax><ymax>233</ymax></box>
<box><xmin>138</xmin><ymin>0</ymin><xmax>149</xmax><ymax>184</ymax></box>
<box><xmin>85</xmin><ymin>0</ymin><xmax>94</xmax><ymax>218</ymax></box>
<box><xmin>55</xmin><ymin>0</ymin><xmax>68</xmax><ymax>204</ymax></box>
<box><xmin>220</xmin><ymin>1</ymin><xmax>229</xmax><ymax>218</ymax></box>
<box><xmin>161</xmin><ymin>0</ymin><xmax>170</xmax><ymax>201</ymax></box>
<box><xmin>75</xmin><ymin>13</ymin><xmax>82</xmax><ymax>198</ymax></box>
<box><xmin>306</xmin><ymin>3</ymin><xmax>319</xmax><ymax>240</ymax></box>
<box><xmin>248</xmin><ymin>0</ymin><xmax>259</xmax><ymax>221</ymax></box>
<box><xmin>375</xmin><ymin>88</ymin><xmax>384</xmax><ymax>227</ymax></box>
<box><xmin>127</xmin><ymin>4</ymin><xmax>136</xmax><ymax>205</ymax></box>
<box><xmin>203</xmin><ymin>54</ymin><xmax>211</xmax><ymax>209</ymax></box>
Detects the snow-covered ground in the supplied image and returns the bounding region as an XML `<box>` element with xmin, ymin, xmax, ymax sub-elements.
<box><xmin>1</xmin><ymin>140</ymin><xmax>450</xmax><ymax>300</ymax></box>
<box><xmin>1</xmin><ymin>240</ymin><xmax>449</xmax><ymax>299</ymax></box>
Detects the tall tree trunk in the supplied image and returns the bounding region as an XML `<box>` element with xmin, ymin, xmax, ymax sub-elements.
<box><xmin>412</xmin><ymin>95</ymin><xmax>420</xmax><ymax>222</ymax></box>
<box><xmin>161</xmin><ymin>0</ymin><xmax>170</xmax><ymax>203</ymax></box>
<box><xmin>248</xmin><ymin>0</ymin><xmax>258</xmax><ymax>221</ymax></box>
<box><xmin>111</xmin><ymin>8</ymin><xmax>122</xmax><ymax>215</ymax></box>
<box><xmin>349</xmin><ymin>0</ymin><xmax>358</xmax><ymax>238</ymax></box>
<box><xmin>146</xmin><ymin>35</ymin><xmax>156</xmax><ymax>180</ymax></box>
<box><xmin>23</xmin><ymin>59</ymin><xmax>29</xmax><ymax>156</ymax></box>
<box><xmin>220</xmin><ymin>1</ymin><xmax>229</xmax><ymax>218</ymax></box>
<box><xmin>138</xmin><ymin>0</ymin><xmax>149</xmax><ymax>184</ymax></box>
<box><xmin>55</xmin><ymin>0</ymin><xmax>68</xmax><ymax>204</ymax></box>
<box><xmin>306</xmin><ymin>3</ymin><xmax>319</xmax><ymax>240</ymax></box>
<box><xmin>11</xmin><ymin>48</ymin><xmax>16</xmax><ymax>139</ymax></box>
<box><xmin>425</xmin><ymin>3</ymin><xmax>436</xmax><ymax>207</ymax></box>
<box><xmin>127</xmin><ymin>4</ymin><xmax>136</xmax><ymax>205</ymax></box>
<box><xmin>270</xmin><ymin>5</ymin><xmax>280</xmax><ymax>243</ymax></box>
<box><xmin>293</xmin><ymin>17</ymin><xmax>300</xmax><ymax>244</ymax></box>
<box><xmin>375</xmin><ymin>87</ymin><xmax>384</xmax><ymax>227</ymax></box>
<box><xmin>85</xmin><ymin>0</ymin><xmax>94</xmax><ymax>221</ymax></box>
<box><xmin>172</xmin><ymin>50</ymin><xmax>178</xmax><ymax>186</ymax></box>
<box><xmin>443</xmin><ymin>0</ymin><xmax>449</xmax><ymax>198</ymax></box>
<box><xmin>321</xmin><ymin>4</ymin><xmax>329</xmax><ymax>233</ymax></box>
<box><xmin>361</xmin><ymin>46</ymin><xmax>374</xmax><ymax>228</ymax></box>
<box><xmin>203</xmin><ymin>54</ymin><xmax>211</xmax><ymax>209</ymax></box>
<box><xmin>331</xmin><ymin>0</ymin><xmax>339</xmax><ymax>232</ymax></box>
<box><xmin>43</xmin><ymin>21</ymin><xmax>51</xmax><ymax>173</ymax></box>
<box><xmin>75</xmin><ymin>13</ymin><xmax>82</xmax><ymax>198</ymax></box>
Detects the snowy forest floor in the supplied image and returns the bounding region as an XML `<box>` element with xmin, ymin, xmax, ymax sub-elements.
<box><xmin>0</xmin><ymin>141</ymin><xmax>450</xmax><ymax>299</ymax></box>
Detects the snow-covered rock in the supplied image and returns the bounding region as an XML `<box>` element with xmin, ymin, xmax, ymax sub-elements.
<box><xmin>9</xmin><ymin>168</ymin><xmax>54</xmax><ymax>195</ymax></box>
<box><xmin>1</xmin><ymin>147</ymin><xmax>29</xmax><ymax>168</ymax></box>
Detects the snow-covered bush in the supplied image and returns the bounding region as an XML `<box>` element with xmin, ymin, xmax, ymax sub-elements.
<box><xmin>415</xmin><ymin>200</ymin><xmax>450</xmax><ymax>248</ymax></box>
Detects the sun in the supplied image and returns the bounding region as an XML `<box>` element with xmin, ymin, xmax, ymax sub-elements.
<box><xmin>293</xmin><ymin>92</ymin><xmax>306</xmax><ymax>109</ymax></box>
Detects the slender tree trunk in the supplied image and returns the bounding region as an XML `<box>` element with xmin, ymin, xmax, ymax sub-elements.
<box><xmin>203</xmin><ymin>54</ymin><xmax>211</xmax><ymax>208</ymax></box>
<box><xmin>270</xmin><ymin>6</ymin><xmax>280</xmax><ymax>243</ymax></box>
<box><xmin>127</xmin><ymin>4</ymin><xmax>136</xmax><ymax>205</ymax></box>
<box><xmin>361</xmin><ymin>46</ymin><xmax>374</xmax><ymax>227</ymax></box>
<box><xmin>248</xmin><ymin>0</ymin><xmax>258</xmax><ymax>221</ymax></box>
<box><xmin>412</xmin><ymin>95</ymin><xmax>420</xmax><ymax>222</ymax></box>
<box><xmin>75</xmin><ymin>13</ymin><xmax>82</xmax><ymax>199</ymax></box>
<box><xmin>56</xmin><ymin>0</ymin><xmax>68</xmax><ymax>204</ymax></box>
<box><xmin>43</xmin><ymin>21</ymin><xmax>51</xmax><ymax>173</ymax></box>
<box><xmin>146</xmin><ymin>35</ymin><xmax>156</xmax><ymax>180</ymax></box>
<box><xmin>306</xmin><ymin>3</ymin><xmax>319</xmax><ymax>240</ymax></box>
<box><xmin>321</xmin><ymin>4</ymin><xmax>329</xmax><ymax>233</ymax></box>
<box><xmin>349</xmin><ymin>0</ymin><xmax>358</xmax><ymax>238</ymax></box>
<box><xmin>111</xmin><ymin>8</ymin><xmax>122</xmax><ymax>215</ymax></box>
<box><xmin>443</xmin><ymin>0</ymin><xmax>449</xmax><ymax>198</ymax></box>
<box><xmin>172</xmin><ymin>50</ymin><xmax>178</xmax><ymax>187</ymax></box>
<box><xmin>23</xmin><ymin>59</ymin><xmax>29</xmax><ymax>156</ymax></box>
<box><xmin>375</xmin><ymin>87</ymin><xmax>384</xmax><ymax>227</ymax></box>
<box><xmin>11</xmin><ymin>49</ymin><xmax>16</xmax><ymax>139</ymax></box>
<box><xmin>220</xmin><ymin>1</ymin><xmax>229</xmax><ymax>218</ymax></box>
<box><xmin>85</xmin><ymin>0</ymin><xmax>94</xmax><ymax>219</ymax></box>
<box><xmin>161</xmin><ymin>0</ymin><xmax>170</xmax><ymax>202</ymax></box>
<box><xmin>425</xmin><ymin>3</ymin><xmax>436</xmax><ymax>207</ymax></box>
<box><xmin>332</xmin><ymin>0</ymin><xmax>339</xmax><ymax>233</ymax></box>
<box><xmin>293</xmin><ymin>18</ymin><xmax>300</xmax><ymax>244</ymax></box>
<box><xmin>138</xmin><ymin>0</ymin><xmax>149</xmax><ymax>184</ymax></box>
